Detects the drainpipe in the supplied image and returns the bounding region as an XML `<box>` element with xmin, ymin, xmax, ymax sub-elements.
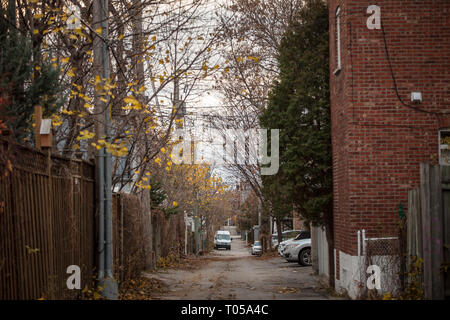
<box><xmin>357</xmin><ymin>229</ymin><xmax>361</xmax><ymax>288</ymax></box>
<box><xmin>98</xmin><ymin>148</ymin><xmax>105</xmax><ymax>280</ymax></box>
<box><xmin>98</xmin><ymin>0</ymin><xmax>117</xmax><ymax>299</ymax></box>
<box><xmin>357</xmin><ymin>230</ymin><xmax>361</xmax><ymax>260</ymax></box>
<box><xmin>362</xmin><ymin>229</ymin><xmax>366</xmax><ymax>256</ymax></box>
<box><xmin>102</xmin><ymin>0</ymin><xmax>113</xmax><ymax>280</ymax></box>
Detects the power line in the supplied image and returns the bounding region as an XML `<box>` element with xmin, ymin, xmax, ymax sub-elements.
<box><xmin>380</xmin><ymin>18</ymin><xmax>449</xmax><ymax>116</ymax></box>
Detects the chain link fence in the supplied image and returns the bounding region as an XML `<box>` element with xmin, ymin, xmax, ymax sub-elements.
<box><xmin>356</xmin><ymin>228</ymin><xmax>406</xmax><ymax>298</ymax></box>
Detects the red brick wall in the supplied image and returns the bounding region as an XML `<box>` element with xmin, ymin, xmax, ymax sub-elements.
<box><xmin>329</xmin><ymin>0</ymin><xmax>450</xmax><ymax>278</ymax></box>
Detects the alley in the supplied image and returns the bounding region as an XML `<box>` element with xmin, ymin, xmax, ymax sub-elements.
<box><xmin>146</xmin><ymin>238</ymin><xmax>337</xmax><ymax>300</ymax></box>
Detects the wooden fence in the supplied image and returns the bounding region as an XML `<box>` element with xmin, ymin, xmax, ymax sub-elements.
<box><xmin>407</xmin><ymin>163</ymin><xmax>450</xmax><ymax>299</ymax></box>
<box><xmin>112</xmin><ymin>193</ymin><xmax>146</xmax><ymax>283</ymax></box>
<box><xmin>0</xmin><ymin>138</ymin><xmax>190</xmax><ymax>299</ymax></box>
<box><xmin>0</xmin><ymin>139</ymin><xmax>96</xmax><ymax>299</ymax></box>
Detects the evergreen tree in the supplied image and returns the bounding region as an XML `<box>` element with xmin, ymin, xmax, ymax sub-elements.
<box><xmin>0</xmin><ymin>5</ymin><xmax>63</xmax><ymax>142</ymax></box>
<box><xmin>259</xmin><ymin>0</ymin><xmax>333</xmax><ymax>283</ymax></box>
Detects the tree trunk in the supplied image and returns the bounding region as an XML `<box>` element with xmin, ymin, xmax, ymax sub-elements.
<box><xmin>276</xmin><ymin>217</ymin><xmax>283</xmax><ymax>246</ymax></box>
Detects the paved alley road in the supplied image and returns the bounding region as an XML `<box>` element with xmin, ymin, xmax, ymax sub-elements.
<box><xmin>146</xmin><ymin>238</ymin><xmax>337</xmax><ymax>300</ymax></box>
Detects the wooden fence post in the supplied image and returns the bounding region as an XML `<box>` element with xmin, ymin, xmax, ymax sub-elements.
<box><xmin>430</xmin><ymin>165</ymin><xmax>444</xmax><ymax>299</ymax></box>
<box><xmin>441</xmin><ymin>166</ymin><xmax>450</xmax><ymax>297</ymax></box>
<box><xmin>420</xmin><ymin>163</ymin><xmax>445</xmax><ymax>299</ymax></box>
<box><xmin>420</xmin><ymin>163</ymin><xmax>432</xmax><ymax>299</ymax></box>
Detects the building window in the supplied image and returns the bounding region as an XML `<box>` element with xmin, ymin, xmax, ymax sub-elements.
<box><xmin>439</xmin><ymin>130</ymin><xmax>450</xmax><ymax>165</ymax></box>
<box><xmin>334</xmin><ymin>6</ymin><xmax>342</xmax><ymax>75</ymax></box>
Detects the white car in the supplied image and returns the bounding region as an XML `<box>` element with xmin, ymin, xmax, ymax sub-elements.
<box><xmin>283</xmin><ymin>235</ymin><xmax>312</xmax><ymax>266</ymax></box>
<box><xmin>278</xmin><ymin>230</ymin><xmax>309</xmax><ymax>256</ymax></box>
<box><xmin>214</xmin><ymin>230</ymin><xmax>232</xmax><ymax>250</ymax></box>
<box><xmin>251</xmin><ymin>241</ymin><xmax>262</xmax><ymax>255</ymax></box>
<box><xmin>272</xmin><ymin>230</ymin><xmax>302</xmax><ymax>249</ymax></box>
<box><xmin>278</xmin><ymin>239</ymin><xmax>293</xmax><ymax>256</ymax></box>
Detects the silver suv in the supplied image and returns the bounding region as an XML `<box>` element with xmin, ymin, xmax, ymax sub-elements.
<box><xmin>282</xmin><ymin>231</ymin><xmax>311</xmax><ymax>266</ymax></box>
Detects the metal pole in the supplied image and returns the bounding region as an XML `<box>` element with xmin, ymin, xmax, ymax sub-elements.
<box><xmin>97</xmin><ymin>148</ymin><xmax>105</xmax><ymax>280</ymax></box>
<box><xmin>362</xmin><ymin>229</ymin><xmax>366</xmax><ymax>256</ymax></box>
<box><xmin>93</xmin><ymin>0</ymin><xmax>106</xmax><ymax>283</ymax></box>
<box><xmin>184</xmin><ymin>211</ymin><xmax>187</xmax><ymax>255</ymax></box>
<box><xmin>357</xmin><ymin>229</ymin><xmax>361</xmax><ymax>287</ymax></box>
<box><xmin>357</xmin><ymin>230</ymin><xmax>361</xmax><ymax>259</ymax></box>
<box><xmin>194</xmin><ymin>188</ymin><xmax>200</xmax><ymax>254</ymax></box>
<box><xmin>99</xmin><ymin>0</ymin><xmax>117</xmax><ymax>299</ymax></box>
<box><xmin>102</xmin><ymin>0</ymin><xmax>113</xmax><ymax>279</ymax></box>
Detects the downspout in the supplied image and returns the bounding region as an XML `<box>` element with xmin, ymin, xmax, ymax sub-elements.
<box><xmin>357</xmin><ymin>230</ymin><xmax>361</xmax><ymax>261</ymax></box>
<box><xmin>99</xmin><ymin>0</ymin><xmax>117</xmax><ymax>299</ymax></box>
<box><xmin>102</xmin><ymin>0</ymin><xmax>113</xmax><ymax>281</ymax></box>
<box><xmin>362</xmin><ymin>229</ymin><xmax>366</xmax><ymax>257</ymax></box>
<box><xmin>357</xmin><ymin>229</ymin><xmax>361</xmax><ymax>290</ymax></box>
<box><xmin>98</xmin><ymin>148</ymin><xmax>105</xmax><ymax>280</ymax></box>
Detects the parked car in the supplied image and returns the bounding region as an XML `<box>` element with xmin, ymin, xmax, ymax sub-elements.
<box><xmin>272</xmin><ymin>229</ymin><xmax>303</xmax><ymax>250</ymax></box>
<box><xmin>283</xmin><ymin>232</ymin><xmax>311</xmax><ymax>266</ymax></box>
<box><xmin>214</xmin><ymin>230</ymin><xmax>232</xmax><ymax>250</ymax></box>
<box><xmin>278</xmin><ymin>231</ymin><xmax>311</xmax><ymax>257</ymax></box>
<box><xmin>277</xmin><ymin>239</ymin><xmax>290</xmax><ymax>256</ymax></box>
<box><xmin>251</xmin><ymin>241</ymin><xmax>262</xmax><ymax>255</ymax></box>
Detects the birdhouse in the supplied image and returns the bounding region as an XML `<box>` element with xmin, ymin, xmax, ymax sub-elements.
<box><xmin>40</xmin><ymin>118</ymin><xmax>53</xmax><ymax>148</ymax></box>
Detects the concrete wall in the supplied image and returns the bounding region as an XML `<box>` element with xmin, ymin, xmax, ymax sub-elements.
<box><xmin>312</xmin><ymin>226</ymin><xmax>330</xmax><ymax>278</ymax></box>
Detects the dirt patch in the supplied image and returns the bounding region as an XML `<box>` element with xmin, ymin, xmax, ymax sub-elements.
<box><xmin>258</xmin><ymin>250</ymin><xmax>280</xmax><ymax>260</ymax></box>
<box><xmin>153</xmin><ymin>254</ymin><xmax>212</xmax><ymax>272</ymax></box>
<box><xmin>119</xmin><ymin>276</ymin><xmax>166</xmax><ymax>300</ymax></box>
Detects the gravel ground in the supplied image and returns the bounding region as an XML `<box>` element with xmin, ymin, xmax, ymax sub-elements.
<box><xmin>145</xmin><ymin>238</ymin><xmax>340</xmax><ymax>300</ymax></box>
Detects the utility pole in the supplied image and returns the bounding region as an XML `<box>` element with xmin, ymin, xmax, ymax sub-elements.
<box><xmin>194</xmin><ymin>190</ymin><xmax>200</xmax><ymax>254</ymax></box>
<box><xmin>93</xmin><ymin>0</ymin><xmax>117</xmax><ymax>299</ymax></box>
<box><xmin>184</xmin><ymin>211</ymin><xmax>188</xmax><ymax>255</ymax></box>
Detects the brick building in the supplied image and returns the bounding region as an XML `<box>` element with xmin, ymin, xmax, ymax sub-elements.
<box><xmin>328</xmin><ymin>0</ymin><xmax>450</xmax><ymax>297</ymax></box>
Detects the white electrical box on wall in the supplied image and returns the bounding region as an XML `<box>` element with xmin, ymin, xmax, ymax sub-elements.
<box><xmin>411</xmin><ymin>92</ymin><xmax>422</xmax><ymax>102</ymax></box>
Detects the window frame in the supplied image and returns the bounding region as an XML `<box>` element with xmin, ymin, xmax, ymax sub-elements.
<box><xmin>439</xmin><ymin>129</ymin><xmax>450</xmax><ymax>166</ymax></box>
<box><xmin>334</xmin><ymin>6</ymin><xmax>342</xmax><ymax>75</ymax></box>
